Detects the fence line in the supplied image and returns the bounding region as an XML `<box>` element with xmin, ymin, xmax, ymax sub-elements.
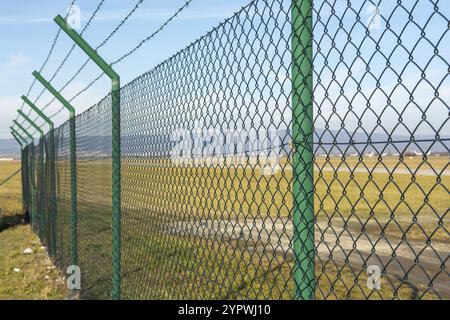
<box><xmin>0</xmin><ymin>169</ymin><xmax>21</xmax><ymax>188</ymax></box>
<box><xmin>15</xmin><ymin>0</ymin><xmax>77</xmax><ymax>125</ymax></box>
<box><xmin>14</xmin><ymin>0</ymin><xmax>450</xmax><ymax>300</ymax></box>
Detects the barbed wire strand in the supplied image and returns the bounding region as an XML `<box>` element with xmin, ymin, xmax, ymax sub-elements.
<box><xmin>0</xmin><ymin>169</ymin><xmax>21</xmax><ymax>188</ymax></box>
<box><xmin>18</xmin><ymin>0</ymin><xmax>107</xmax><ymax>132</ymax></box>
<box><xmin>15</xmin><ymin>0</ymin><xmax>76</xmax><ymax>123</ymax></box>
<box><xmin>23</xmin><ymin>0</ymin><xmax>196</xmax><ymax>133</ymax></box>
<box><xmin>42</xmin><ymin>0</ymin><xmax>147</xmax><ymax>120</ymax></box>
<box><xmin>62</xmin><ymin>0</ymin><xmax>196</xmax><ymax>113</ymax></box>
<box><xmin>31</xmin><ymin>0</ymin><xmax>107</xmax><ymax>106</ymax></box>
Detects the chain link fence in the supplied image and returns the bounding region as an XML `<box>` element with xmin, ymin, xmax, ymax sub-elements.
<box><xmin>19</xmin><ymin>0</ymin><xmax>449</xmax><ymax>299</ymax></box>
<box><xmin>0</xmin><ymin>166</ymin><xmax>22</xmax><ymax>218</ymax></box>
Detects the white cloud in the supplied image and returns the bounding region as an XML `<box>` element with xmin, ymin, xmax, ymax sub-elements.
<box><xmin>91</xmin><ymin>6</ymin><xmax>236</xmax><ymax>23</ymax></box>
<box><xmin>3</xmin><ymin>52</ymin><xmax>28</xmax><ymax>69</ymax></box>
<box><xmin>0</xmin><ymin>16</ymin><xmax>52</xmax><ymax>24</ymax></box>
<box><xmin>0</xmin><ymin>4</ymin><xmax>238</xmax><ymax>25</ymax></box>
<box><xmin>0</xmin><ymin>96</ymin><xmax>22</xmax><ymax>139</ymax></box>
<box><xmin>0</xmin><ymin>52</ymin><xmax>29</xmax><ymax>87</ymax></box>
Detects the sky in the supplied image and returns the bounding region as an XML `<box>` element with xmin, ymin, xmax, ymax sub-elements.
<box><xmin>0</xmin><ymin>0</ymin><xmax>250</xmax><ymax>139</ymax></box>
<box><xmin>0</xmin><ymin>0</ymin><xmax>448</xmax><ymax>142</ymax></box>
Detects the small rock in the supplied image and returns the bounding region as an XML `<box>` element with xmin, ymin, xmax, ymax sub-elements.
<box><xmin>44</xmin><ymin>275</ymin><xmax>50</xmax><ymax>280</ymax></box>
<box><xmin>13</xmin><ymin>268</ymin><xmax>21</xmax><ymax>273</ymax></box>
<box><xmin>23</xmin><ymin>248</ymin><xmax>33</xmax><ymax>254</ymax></box>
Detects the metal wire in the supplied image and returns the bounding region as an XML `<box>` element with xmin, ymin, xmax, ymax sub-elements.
<box><xmin>26</xmin><ymin>0</ymin><xmax>449</xmax><ymax>300</ymax></box>
<box><xmin>19</xmin><ymin>0</ymin><xmax>106</xmax><ymax>134</ymax></box>
<box><xmin>32</xmin><ymin>0</ymin><xmax>107</xmax><ymax>105</ymax></box>
<box><xmin>0</xmin><ymin>169</ymin><xmax>21</xmax><ymax>188</ymax></box>
<box><xmin>112</xmin><ymin>0</ymin><xmax>195</xmax><ymax>65</ymax></box>
<box><xmin>66</xmin><ymin>0</ymin><xmax>196</xmax><ymax>106</ymax></box>
<box><xmin>15</xmin><ymin>0</ymin><xmax>76</xmax><ymax>123</ymax></box>
<box><xmin>43</xmin><ymin>0</ymin><xmax>146</xmax><ymax>122</ymax></box>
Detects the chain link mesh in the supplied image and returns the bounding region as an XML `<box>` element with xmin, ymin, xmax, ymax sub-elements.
<box><xmin>28</xmin><ymin>0</ymin><xmax>449</xmax><ymax>299</ymax></box>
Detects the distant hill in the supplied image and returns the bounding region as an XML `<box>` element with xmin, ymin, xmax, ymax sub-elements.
<box><xmin>313</xmin><ymin>129</ymin><xmax>449</xmax><ymax>156</ymax></box>
<box><xmin>1</xmin><ymin>129</ymin><xmax>448</xmax><ymax>159</ymax></box>
<box><xmin>0</xmin><ymin>139</ymin><xmax>21</xmax><ymax>159</ymax></box>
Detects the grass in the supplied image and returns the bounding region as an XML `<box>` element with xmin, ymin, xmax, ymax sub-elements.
<box><xmin>0</xmin><ymin>161</ymin><xmax>66</xmax><ymax>299</ymax></box>
<box><xmin>78</xmin><ymin>155</ymin><xmax>447</xmax><ymax>299</ymax></box>
<box><xmin>0</xmin><ymin>160</ymin><xmax>22</xmax><ymax>215</ymax></box>
<box><xmin>0</xmin><ymin>156</ymin><xmax>447</xmax><ymax>299</ymax></box>
<box><xmin>0</xmin><ymin>218</ymin><xmax>66</xmax><ymax>299</ymax></box>
<box><xmin>120</xmin><ymin>232</ymin><xmax>426</xmax><ymax>300</ymax></box>
<box><xmin>120</xmin><ymin>155</ymin><xmax>448</xmax><ymax>242</ymax></box>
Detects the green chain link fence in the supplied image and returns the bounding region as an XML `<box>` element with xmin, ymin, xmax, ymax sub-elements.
<box><xmin>17</xmin><ymin>0</ymin><xmax>449</xmax><ymax>299</ymax></box>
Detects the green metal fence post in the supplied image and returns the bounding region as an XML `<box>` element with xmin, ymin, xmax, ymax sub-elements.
<box><xmin>12</xmin><ymin>121</ymin><xmax>34</xmax><ymax>143</ymax></box>
<box><xmin>13</xmin><ymin>121</ymin><xmax>36</xmax><ymax>229</ymax></box>
<box><xmin>17</xmin><ymin>110</ymin><xmax>46</xmax><ymax>239</ymax></box>
<box><xmin>11</xmin><ymin>128</ymin><xmax>28</xmax><ymax>146</ymax></box>
<box><xmin>30</xmin><ymin>141</ymin><xmax>36</xmax><ymax>231</ymax></box>
<box><xmin>22</xmin><ymin>146</ymin><xmax>29</xmax><ymax>215</ymax></box>
<box><xmin>54</xmin><ymin>14</ymin><xmax>122</xmax><ymax>300</ymax></box>
<box><xmin>32</xmin><ymin>71</ymin><xmax>78</xmax><ymax>268</ymax></box>
<box><xmin>21</xmin><ymin>95</ymin><xmax>57</xmax><ymax>258</ymax></box>
<box><xmin>38</xmin><ymin>136</ymin><xmax>45</xmax><ymax>241</ymax></box>
<box><xmin>11</xmin><ymin>130</ymin><xmax>26</xmax><ymax>212</ymax></box>
<box><xmin>292</xmin><ymin>0</ymin><xmax>315</xmax><ymax>299</ymax></box>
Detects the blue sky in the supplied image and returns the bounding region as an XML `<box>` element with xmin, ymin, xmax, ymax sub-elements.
<box><xmin>0</xmin><ymin>0</ymin><xmax>448</xmax><ymax>141</ymax></box>
<box><xmin>0</xmin><ymin>0</ymin><xmax>250</xmax><ymax>138</ymax></box>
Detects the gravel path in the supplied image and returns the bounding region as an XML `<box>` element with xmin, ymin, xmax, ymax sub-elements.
<box><xmin>167</xmin><ymin>217</ymin><xmax>449</xmax><ymax>298</ymax></box>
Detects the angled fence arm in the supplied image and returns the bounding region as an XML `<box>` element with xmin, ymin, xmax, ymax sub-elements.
<box><xmin>11</xmin><ymin>131</ymin><xmax>24</xmax><ymax>148</ymax></box>
<box><xmin>11</xmin><ymin>128</ymin><xmax>28</xmax><ymax>146</ymax></box>
<box><xmin>13</xmin><ymin>120</ymin><xmax>34</xmax><ymax>143</ymax></box>
<box><xmin>21</xmin><ymin>96</ymin><xmax>54</xmax><ymax>129</ymax></box>
<box><xmin>32</xmin><ymin>72</ymin><xmax>75</xmax><ymax>115</ymax></box>
<box><xmin>18</xmin><ymin>110</ymin><xmax>44</xmax><ymax>136</ymax></box>
<box><xmin>32</xmin><ymin>71</ymin><xmax>78</xmax><ymax>269</ymax></box>
<box><xmin>54</xmin><ymin>14</ymin><xmax>122</xmax><ymax>300</ymax></box>
<box><xmin>21</xmin><ymin>95</ymin><xmax>57</xmax><ymax>257</ymax></box>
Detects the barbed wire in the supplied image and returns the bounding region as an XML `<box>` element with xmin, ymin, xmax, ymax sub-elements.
<box><xmin>21</xmin><ymin>0</ymin><xmax>203</xmax><ymax>132</ymax></box>
<box><xmin>18</xmin><ymin>0</ymin><xmax>107</xmax><ymax>134</ymax></box>
<box><xmin>112</xmin><ymin>0</ymin><xmax>195</xmax><ymax>65</ymax></box>
<box><xmin>15</xmin><ymin>0</ymin><xmax>76</xmax><ymax>123</ymax></box>
<box><xmin>31</xmin><ymin>0</ymin><xmax>107</xmax><ymax>107</ymax></box>
<box><xmin>64</xmin><ymin>0</ymin><xmax>196</xmax><ymax>110</ymax></box>
<box><xmin>43</xmin><ymin>0</ymin><xmax>146</xmax><ymax>120</ymax></box>
<box><xmin>0</xmin><ymin>169</ymin><xmax>21</xmax><ymax>188</ymax></box>
<box><xmin>0</xmin><ymin>168</ymin><xmax>22</xmax><ymax>187</ymax></box>
<box><xmin>18</xmin><ymin>0</ymin><xmax>145</xmax><ymax>136</ymax></box>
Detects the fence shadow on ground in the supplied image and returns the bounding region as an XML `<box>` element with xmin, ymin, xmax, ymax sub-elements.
<box><xmin>0</xmin><ymin>213</ymin><xmax>27</xmax><ymax>233</ymax></box>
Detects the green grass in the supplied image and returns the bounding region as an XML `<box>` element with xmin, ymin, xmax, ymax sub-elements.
<box><xmin>0</xmin><ymin>221</ymin><xmax>66</xmax><ymax>299</ymax></box>
<box><xmin>0</xmin><ymin>161</ymin><xmax>66</xmax><ymax>299</ymax></box>
<box><xmin>117</xmin><ymin>155</ymin><xmax>447</xmax><ymax>299</ymax></box>
<box><xmin>0</xmin><ymin>156</ymin><xmax>447</xmax><ymax>299</ymax></box>
<box><xmin>120</xmin><ymin>156</ymin><xmax>448</xmax><ymax>241</ymax></box>
<box><xmin>119</xmin><ymin>232</ymin><xmax>427</xmax><ymax>300</ymax></box>
<box><xmin>0</xmin><ymin>160</ymin><xmax>22</xmax><ymax>215</ymax></box>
